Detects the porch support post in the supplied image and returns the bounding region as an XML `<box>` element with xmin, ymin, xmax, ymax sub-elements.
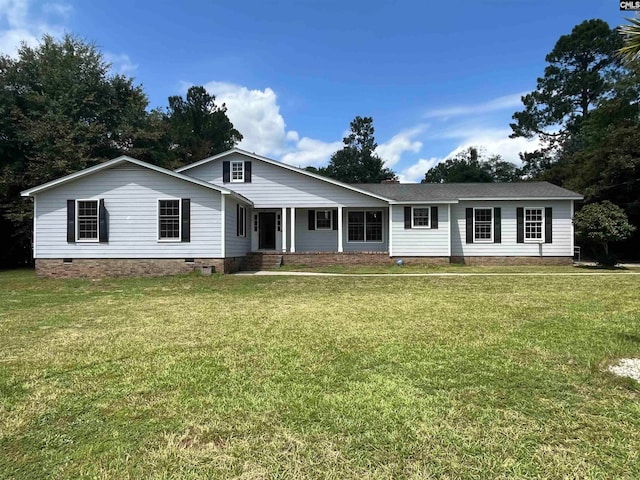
<box><xmin>220</xmin><ymin>194</ymin><xmax>226</xmax><ymax>258</ymax></box>
<box><xmin>388</xmin><ymin>206</ymin><xmax>393</xmax><ymax>257</ymax></box>
<box><xmin>281</xmin><ymin>207</ymin><xmax>287</xmax><ymax>253</ymax></box>
<box><xmin>290</xmin><ymin>207</ymin><xmax>296</xmax><ymax>252</ymax></box>
<box><xmin>337</xmin><ymin>206</ymin><xmax>343</xmax><ymax>253</ymax></box>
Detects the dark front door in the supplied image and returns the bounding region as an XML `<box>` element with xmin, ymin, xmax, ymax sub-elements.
<box><xmin>258</xmin><ymin>212</ymin><xmax>276</xmax><ymax>250</ymax></box>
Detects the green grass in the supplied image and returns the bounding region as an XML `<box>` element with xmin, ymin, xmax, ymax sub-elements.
<box><xmin>275</xmin><ymin>262</ymin><xmax>639</xmax><ymax>274</ymax></box>
<box><xmin>1</xmin><ymin>268</ymin><xmax>640</xmax><ymax>479</ymax></box>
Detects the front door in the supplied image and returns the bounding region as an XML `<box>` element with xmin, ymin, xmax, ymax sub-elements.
<box><xmin>258</xmin><ymin>212</ymin><xmax>276</xmax><ymax>250</ymax></box>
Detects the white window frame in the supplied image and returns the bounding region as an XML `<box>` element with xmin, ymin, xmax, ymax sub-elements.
<box><xmin>316</xmin><ymin>210</ymin><xmax>333</xmax><ymax>230</ymax></box>
<box><xmin>412</xmin><ymin>207</ymin><xmax>431</xmax><ymax>229</ymax></box>
<box><xmin>231</xmin><ymin>161</ymin><xmax>244</xmax><ymax>183</ymax></box>
<box><xmin>524</xmin><ymin>207</ymin><xmax>545</xmax><ymax>243</ymax></box>
<box><xmin>238</xmin><ymin>205</ymin><xmax>246</xmax><ymax>237</ymax></box>
<box><xmin>157</xmin><ymin>198</ymin><xmax>181</xmax><ymax>242</ymax></box>
<box><xmin>473</xmin><ymin>207</ymin><xmax>493</xmax><ymax>243</ymax></box>
<box><xmin>75</xmin><ymin>199</ymin><xmax>99</xmax><ymax>243</ymax></box>
<box><xmin>347</xmin><ymin>210</ymin><xmax>384</xmax><ymax>243</ymax></box>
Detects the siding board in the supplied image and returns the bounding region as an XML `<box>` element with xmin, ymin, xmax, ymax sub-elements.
<box><xmin>35</xmin><ymin>164</ymin><xmax>223</xmax><ymax>258</ymax></box>
<box><xmin>451</xmin><ymin>200</ymin><xmax>573</xmax><ymax>257</ymax></box>
<box><xmin>391</xmin><ymin>205</ymin><xmax>450</xmax><ymax>256</ymax></box>
<box><xmin>186</xmin><ymin>152</ymin><xmax>387</xmax><ymax>208</ymax></box>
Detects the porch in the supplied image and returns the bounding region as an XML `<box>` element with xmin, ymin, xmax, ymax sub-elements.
<box><xmin>249</xmin><ymin>207</ymin><xmax>389</xmax><ymax>254</ymax></box>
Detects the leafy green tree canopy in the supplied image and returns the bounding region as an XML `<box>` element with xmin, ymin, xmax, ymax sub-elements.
<box><xmin>323</xmin><ymin>116</ymin><xmax>395</xmax><ymax>183</ymax></box>
<box><xmin>422</xmin><ymin>147</ymin><xmax>521</xmax><ymax>183</ymax></box>
<box><xmin>166</xmin><ymin>86</ymin><xmax>242</xmax><ymax>166</ymax></box>
<box><xmin>573</xmin><ymin>201</ymin><xmax>636</xmax><ymax>264</ymax></box>
<box><xmin>510</xmin><ymin>19</ymin><xmax>624</xmax><ymax>175</ymax></box>
<box><xmin>0</xmin><ymin>34</ymin><xmax>151</xmax><ymax>266</ymax></box>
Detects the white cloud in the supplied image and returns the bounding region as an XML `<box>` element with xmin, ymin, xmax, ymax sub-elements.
<box><xmin>281</xmin><ymin>137</ymin><xmax>343</xmax><ymax>168</ymax></box>
<box><xmin>202</xmin><ymin>81</ymin><xmax>342</xmax><ymax>167</ymax></box>
<box><xmin>0</xmin><ymin>0</ymin><xmax>70</xmax><ymax>56</ymax></box>
<box><xmin>104</xmin><ymin>52</ymin><xmax>138</xmax><ymax>75</ymax></box>
<box><xmin>398</xmin><ymin>157</ymin><xmax>439</xmax><ymax>183</ymax></box>
<box><xmin>398</xmin><ymin>128</ymin><xmax>541</xmax><ymax>183</ymax></box>
<box><xmin>375</xmin><ymin>125</ymin><xmax>426</xmax><ymax>168</ymax></box>
<box><xmin>43</xmin><ymin>2</ymin><xmax>73</xmax><ymax>19</ymax></box>
<box><xmin>445</xmin><ymin>127</ymin><xmax>540</xmax><ymax>164</ymax></box>
<box><xmin>424</xmin><ymin>92</ymin><xmax>526</xmax><ymax>119</ymax></box>
<box><xmin>204</xmin><ymin>81</ymin><xmax>289</xmax><ymax>156</ymax></box>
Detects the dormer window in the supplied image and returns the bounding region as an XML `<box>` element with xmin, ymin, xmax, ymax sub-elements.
<box><xmin>231</xmin><ymin>161</ymin><xmax>244</xmax><ymax>182</ymax></box>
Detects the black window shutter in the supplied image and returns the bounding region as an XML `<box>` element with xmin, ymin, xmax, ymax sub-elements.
<box><xmin>67</xmin><ymin>200</ymin><xmax>75</xmax><ymax>243</ymax></box>
<box><xmin>545</xmin><ymin>207</ymin><xmax>553</xmax><ymax>243</ymax></box>
<box><xmin>516</xmin><ymin>207</ymin><xmax>524</xmax><ymax>243</ymax></box>
<box><xmin>332</xmin><ymin>209</ymin><xmax>338</xmax><ymax>230</ymax></box>
<box><xmin>99</xmin><ymin>199</ymin><xmax>109</xmax><ymax>243</ymax></box>
<box><xmin>236</xmin><ymin>204</ymin><xmax>240</xmax><ymax>236</ymax></box>
<box><xmin>493</xmin><ymin>207</ymin><xmax>501</xmax><ymax>243</ymax></box>
<box><xmin>431</xmin><ymin>206</ymin><xmax>438</xmax><ymax>229</ymax></box>
<box><xmin>308</xmin><ymin>210</ymin><xmax>315</xmax><ymax>230</ymax></box>
<box><xmin>465</xmin><ymin>208</ymin><xmax>473</xmax><ymax>244</ymax></box>
<box><xmin>404</xmin><ymin>207</ymin><xmax>411</xmax><ymax>229</ymax></box>
<box><xmin>181</xmin><ymin>199</ymin><xmax>190</xmax><ymax>242</ymax></box>
<box><xmin>222</xmin><ymin>161</ymin><xmax>230</xmax><ymax>183</ymax></box>
<box><xmin>244</xmin><ymin>161</ymin><xmax>252</xmax><ymax>183</ymax></box>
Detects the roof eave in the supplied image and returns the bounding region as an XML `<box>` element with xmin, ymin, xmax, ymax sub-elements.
<box><xmin>457</xmin><ymin>196</ymin><xmax>583</xmax><ymax>201</ymax></box>
<box><xmin>387</xmin><ymin>199</ymin><xmax>459</xmax><ymax>204</ymax></box>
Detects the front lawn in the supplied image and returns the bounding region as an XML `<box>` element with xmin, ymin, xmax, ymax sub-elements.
<box><xmin>1</xmin><ymin>269</ymin><xmax>639</xmax><ymax>478</ymax></box>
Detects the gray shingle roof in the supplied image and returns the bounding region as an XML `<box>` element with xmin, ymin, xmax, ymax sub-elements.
<box><xmin>352</xmin><ymin>182</ymin><xmax>583</xmax><ymax>202</ymax></box>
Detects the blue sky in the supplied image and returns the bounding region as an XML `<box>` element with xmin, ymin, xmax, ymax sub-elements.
<box><xmin>0</xmin><ymin>0</ymin><xmax>631</xmax><ymax>181</ymax></box>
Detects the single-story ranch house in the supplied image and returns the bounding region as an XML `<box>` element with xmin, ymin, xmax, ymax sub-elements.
<box><xmin>21</xmin><ymin>148</ymin><xmax>583</xmax><ymax>277</ymax></box>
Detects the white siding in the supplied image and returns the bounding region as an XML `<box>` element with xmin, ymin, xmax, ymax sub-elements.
<box><xmin>451</xmin><ymin>200</ymin><xmax>574</xmax><ymax>257</ymax></box>
<box><xmin>391</xmin><ymin>205</ymin><xmax>450</xmax><ymax>257</ymax></box>
<box><xmin>225</xmin><ymin>197</ymin><xmax>252</xmax><ymax>257</ymax></box>
<box><xmin>35</xmin><ymin>164</ymin><xmax>223</xmax><ymax>258</ymax></box>
<box><xmin>185</xmin><ymin>152</ymin><xmax>387</xmax><ymax>208</ymax></box>
<box><xmin>295</xmin><ymin>208</ymin><xmax>339</xmax><ymax>252</ymax></box>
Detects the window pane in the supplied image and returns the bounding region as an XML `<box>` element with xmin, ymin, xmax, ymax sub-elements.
<box><xmin>413</xmin><ymin>207</ymin><xmax>429</xmax><ymax>227</ymax></box>
<box><xmin>525</xmin><ymin>208</ymin><xmax>543</xmax><ymax>240</ymax></box>
<box><xmin>231</xmin><ymin>162</ymin><xmax>244</xmax><ymax>181</ymax></box>
<box><xmin>159</xmin><ymin>200</ymin><xmax>180</xmax><ymax>239</ymax></box>
<box><xmin>316</xmin><ymin>210</ymin><xmax>332</xmax><ymax>229</ymax></box>
<box><xmin>474</xmin><ymin>208</ymin><xmax>492</xmax><ymax>241</ymax></box>
<box><xmin>77</xmin><ymin>200</ymin><xmax>98</xmax><ymax>240</ymax></box>
<box><xmin>366</xmin><ymin>211</ymin><xmax>382</xmax><ymax>242</ymax></box>
<box><xmin>348</xmin><ymin>211</ymin><xmax>364</xmax><ymax>241</ymax></box>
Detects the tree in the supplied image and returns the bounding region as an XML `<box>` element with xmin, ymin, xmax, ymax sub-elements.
<box><xmin>0</xmin><ymin>34</ymin><xmax>152</xmax><ymax>266</ymax></box>
<box><xmin>619</xmin><ymin>13</ymin><xmax>640</xmax><ymax>65</ymax></box>
<box><xmin>422</xmin><ymin>147</ymin><xmax>521</xmax><ymax>183</ymax></box>
<box><xmin>166</xmin><ymin>86</ymin><xmax>242</xmax><ymax>167</ymax></box>
<box><xmin>322</xmin><ymin>116</ymin><xmax>395</xmax><ymax>183</ymax></box>
<box><xmin>573</xmin><ymin>201</ymin><xmax>636</xmax><ymax>265</ymax></box>
<box><xmin>510</xmin><ymin>19</ymin><xmax>625</xmax><ymax>175</ymax></box>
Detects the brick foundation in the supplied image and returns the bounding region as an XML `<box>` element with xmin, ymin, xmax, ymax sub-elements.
<box><xmin>35</xmin><ymin>257</ymin><xmax>245</xmax><ymax>279</ymax></box>
<box><xmin>246</xmin><ymin>252</ymin><xmax>572</xmax><ymax>270</ymax></box>
<box><xmin>36</xmin><ymin>254</ymin><xmax>575</xmax><ymax>277</ymax></box>
<box><xmin>244</xmin><ymin>252</ymin><xmax>450</xmax><ymax>270</ymax></box>
<box><xmin>450</xmin><ymin>256</ymin><xmax>573</xmax><ymax>266</ymax></box>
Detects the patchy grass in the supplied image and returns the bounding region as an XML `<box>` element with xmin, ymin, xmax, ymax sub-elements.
<box><xmin>275</xmin><ymin>263</ymin><xmax>639</xmax><ymax>274</ymax></box>
<box><xmin>1</xmin><ymin>269</ymin><xmax>640</xmax><ymax>479</ymax></box>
